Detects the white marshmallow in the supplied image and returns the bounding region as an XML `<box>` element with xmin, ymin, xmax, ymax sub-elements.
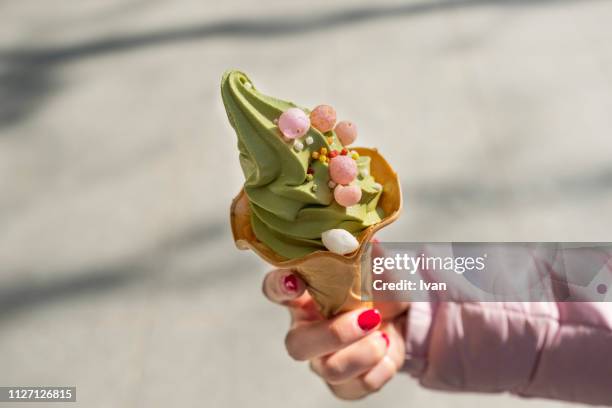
<box><xmin>305</xmin><ymin>136</ymin><xmax>314</xmax><ymax>145</ymax></box>
<box><xmin>293</xmin><ymin>140</ymin><xmax>304</xmax><ymax>152</ymax></box>
<box><xmin>321</xmin><ymin>229</ymin><xmax>359</xmax><ymax>255</ymax></box>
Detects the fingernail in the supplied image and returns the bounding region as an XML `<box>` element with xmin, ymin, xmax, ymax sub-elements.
<box><xmin>357</xmin><ymin>309</ymin><xmax>381</xmax><ymax>331</ymax></box>
<box><xmin>371</xmin><ymin>237</ymin><xmax>380</xmax><ymax>244</ymax></box>
<box><xmin>381</xmin><ymin>331</ymin><xmax>390</xmax><ymax>348</ymax></box>
<box><xmin>282</xmin><ymin>274</ymin><xmax>298</xmax><ymax>293</ymax></box>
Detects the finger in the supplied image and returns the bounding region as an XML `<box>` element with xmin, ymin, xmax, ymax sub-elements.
<box><xmin>376</xmin><ymin>301</ymin><xmax>410</xmax><ymax>321</ymax></box>
<box><xmin>262</xmin><ymin>269</ymin><xmax>324</xmax><ymax>323</ymax></box>
<box><xmin>383</xmin><ymin>321</ymin><xmax>407</xmax><ymax>371</ymax></box>
<box><xmin>370</xmin><ymin>237</ymin><xmax>384</xmax><ymax>258</ymax></box>
<box><xmin>285</xmin><ymin>308</ymin><xmax>381</xmax><ymax>361</ymax></box>
<box><xmin>323</xmin><ymin>320</ymin><xmax>404</xmax><ymax>400</ymax></box>
<box><xmin>328</xmin><ymin>355</ymin><xmax>397</xmax><ymax>400</ymax></box>
<box><xmin>310</xmin><ymin>331</ymin><xmax>388</xmax><ymax>384</ymax></box>
<box><xmin>262</xmin><ymin>269</ymin><xmax>307</xmax><ymax>306</ymax></box>
<box><xmin>370</xmin><ymin>238</ymin><xmax>411</xmax><ymax>319</ymax></box>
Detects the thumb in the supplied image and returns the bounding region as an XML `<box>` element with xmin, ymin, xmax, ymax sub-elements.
<box><xmin>262</xmin><ymin>269</ymin><xmax>322</xmax><ymax>322</ymax></box>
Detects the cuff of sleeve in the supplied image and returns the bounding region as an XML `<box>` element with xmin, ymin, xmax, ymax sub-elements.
<box><xmin>402</xmin><ymin>302</ymin><xmax>437</xmax><ymax>377</ymax></box>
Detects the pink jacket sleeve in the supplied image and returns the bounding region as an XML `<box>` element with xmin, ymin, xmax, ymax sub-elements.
<box><xmin>404</xmin><ymin>302</ymin><xmax>612</xmax><ymax>406</ymax></box>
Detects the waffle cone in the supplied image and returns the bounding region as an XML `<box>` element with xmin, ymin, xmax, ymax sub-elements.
<box><xmin>230</xmin><ymin>147</ymin><xmax>402</xmax><ymax>317</ymax></box>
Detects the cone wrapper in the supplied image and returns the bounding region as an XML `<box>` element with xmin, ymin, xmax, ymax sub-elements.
<box><xmin>230</xmin><ymin>147</ymin><xmax>402</xmax><ymax>317</ymax></box>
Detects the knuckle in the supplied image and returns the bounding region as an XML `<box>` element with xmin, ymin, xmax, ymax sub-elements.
<box><xmin>361</xmin><ymin>376</ymin><xmax>384</xmax><ymax>394</ymax></box>
<box><xmin>326</xmin><ymin>384</ymin><xmax>344</xmax><ymax>399</ymax></box>
<box><xmin>328</xmin><ymin>384</ymin><xmax>365</xmax><ymax>401</ymax></box>
<box><xmin>327</xmin><ymin>321</ymin><xmax>348</xmax><ymax>346</ymax></box>
<box><xmin>319</xmin><ymin>357</ymin><xmax>345</xmax><ymax>383</ymax></box>
<box><xmin>284</xmin><ymin>330</ymin><xmax>306</xmax><ymax>361</ymax></box>
<box><xmin>365</xmin><ymin>335</ymin><xmax>386</xmax><ymax>362</ymax></box>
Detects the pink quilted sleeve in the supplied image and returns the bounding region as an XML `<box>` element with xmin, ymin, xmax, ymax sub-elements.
<box><xmin>403</xmin><ymin>301</ymin><xmax>612</xmax><ymax>406</ymax></box>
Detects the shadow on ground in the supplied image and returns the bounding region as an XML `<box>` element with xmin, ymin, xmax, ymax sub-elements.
<box><xmin>0</xmin><ymin>0</ymin><xmax>587</xmax><ymax>128</ymax></box>
<box><xmin>0</xmin><ymin>220</ymin><xmax>239</xmax><ymax>322</ymax></box>
<box><xmin>2</xmin><ymin>163</ymin><xmax>612</xmax><ymax>321</ymax></box>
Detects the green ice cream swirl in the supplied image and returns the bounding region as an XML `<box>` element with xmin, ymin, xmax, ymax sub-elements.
<box><xmin>222</xmin><ymin>70</ymin><xmax>384</xmax><ymax>259</ymax></box>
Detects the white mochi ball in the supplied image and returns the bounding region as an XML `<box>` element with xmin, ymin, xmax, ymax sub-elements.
<box><xmin>321</xmin><ymin>229</ymin><xmax>360</xmax><ymax>255</ymax></box>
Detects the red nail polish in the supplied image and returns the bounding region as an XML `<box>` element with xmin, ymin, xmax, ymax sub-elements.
<box><xmin>283</xmin><ymin>274</ymin><xmax>298</xmax><ymax>292</ymax></box>
<box><xmin>357</xmin><ymin>309</ymin><xmax>381</xmax><ymax>331</ymax></box>
<box><xmin>381</xmin><ymin>332</ymin><xmax>390</xmax><ymax>348</ymax></box>
<box><xmin>371</xmin><ymin>237</ymin><xmax>380</xmax><ymax>244</ymax></box>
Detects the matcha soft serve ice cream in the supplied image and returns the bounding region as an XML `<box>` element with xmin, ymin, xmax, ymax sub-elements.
<box><xmin>224</xmin><ymin>70</ymin><xmax>402</xmax><ymax>317</ymax></box>
<box><xmin>222</xmin><ymin>70</ymin><xmax>385</xmax><ymax>260</ymax></box>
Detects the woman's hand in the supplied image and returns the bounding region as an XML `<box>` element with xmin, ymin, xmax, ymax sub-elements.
<box><xmin>262</xmin><ymin>268</ymin><xmax>409</xmax><ymax>400</ymax></box>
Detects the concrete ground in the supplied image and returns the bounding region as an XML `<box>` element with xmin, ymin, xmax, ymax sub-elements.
<box><xmin>1</xmin><ymin>0</ymin><xmax>611</xmax><ymax>407</ymax></box>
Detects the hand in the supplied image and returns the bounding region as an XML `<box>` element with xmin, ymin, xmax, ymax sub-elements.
<box><xmin>262</xmin><ymin>267</ymin><xmax>409</xmax><ymax>400</ymax></box>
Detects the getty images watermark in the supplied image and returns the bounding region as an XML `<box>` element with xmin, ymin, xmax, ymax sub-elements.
<box><xmin>360</xmin><ymin>243</ymin><xmax>612</xmax><ymax>302</ymax></box>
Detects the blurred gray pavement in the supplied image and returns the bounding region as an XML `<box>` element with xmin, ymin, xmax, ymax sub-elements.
<box><xmin>1</xmin><ymin>0</ymin><xmax>612</xmax><ymax>407</ymax></box>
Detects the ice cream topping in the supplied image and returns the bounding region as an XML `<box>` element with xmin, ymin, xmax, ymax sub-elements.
<box><xmin>335</xmin><ymin>121</ymin><xmax>358</xmax><ymax>146</ymax></box>
<box><xmin>310</xmin><ymin>105</ymin><xmax>337</xmax><ymax>133</ymax></box>
<box><xmin>221</xmin><ymin>70</ymin><xmax>384</xmax><ymax>259</ymax></box>
<box><xmin>321</xmin><ymin>229</ymin><xmax>360</xmax><ymax>255</ymax></box>
<box><xmin>329</xmin><ymin>155</ymin><xmax>357</xmax><ymax>185</ymax></box>
<box><xmin>278</xmin><ymin>107</ymin><xmax>310</xmax><ymax>139</ymax></box>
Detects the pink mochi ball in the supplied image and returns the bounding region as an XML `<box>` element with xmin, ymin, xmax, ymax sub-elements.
<box><xmin>310</xmin><ymin>105</ymin><xmax>336</xmax><ymax>133</ymax></box>
<box><xmin>335</xmin><ymin>121</ymin><xmax>358</xmax><ymax>146</ymax></box>
<box><xmin>329</xmin><ymin>155</ymin><xmax>357</xmax><ymax>185</ymax></box>
<box><xmin>278</xmin><ymin>108</ymin><xmax>310</xmax><ymax>139</ymax></box>
<box><xmin>334</xmin><ymin>184</ymin><xmax>362</xmax><ymax>207</ymax></box>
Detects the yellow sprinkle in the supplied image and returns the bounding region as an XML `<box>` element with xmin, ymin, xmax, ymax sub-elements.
<box><xmin>306</xmin><ymin>174</ymin><xmax>314</xmax><ymax>181</ymax></box>
<box><xmin>311</xmin><ymin>151</ymin><xmax>320</xmax><ymax>159</ymax></box>
<box><xmin>327</xmin><ymin>137</ymin><xmax>334</xmax><ymax>145</ymax></box>
<box><xmin>318</xmin><ymin>155</ymin><xmax>327</xmax><ymax>163</ymax></box>
<box><xmin>351</xmin><ymin>152</ymin><xmax>360</xmax><ymax>160</ymax></box>
<box><xmin>320</xmin><ymin>147</ymin><xmax>328</xmax><ymax>155</ymax></box>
